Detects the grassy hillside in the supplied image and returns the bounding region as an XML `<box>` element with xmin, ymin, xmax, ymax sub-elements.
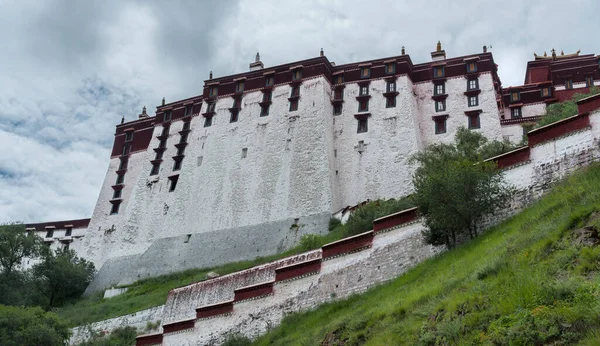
<box><xmin>252</xmin><ymin>164</ymin><xmax>600</xmax><ymax>346</ymax></box>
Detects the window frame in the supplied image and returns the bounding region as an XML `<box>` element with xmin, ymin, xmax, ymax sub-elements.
<box><xmin>434</xmin><ymin>118</ymin><xmax>447</xmax><ymax>134</ymax></box>
<box><xmin>333</xmin><ymin>103</ymin><xmax>343</xmax><ymax>115</ymax></box>
<box><xmin>110</xmin><ymin>203</ymin><xmax>120</xmax><ymax>215</ymax></box>
<box><xmin>511</xmin><ymin>107</ymin><xmax>522</xmax><ymax>118</ymax></box>
<box><xmin>357</xmin><ymin>118</ymin><xmax>368</xmax><ymax>133</ymax></box>
<box><xmin>204</xmin><ymin>116</ymin><xmax>213</xmax><ymax>127</ymax></box>
<box><xmin>150</xmin><ymin>163</ymin><xmax>160</xmax><ymax>175</ymax></box>
<box><xmin>466</xmin><ymin>62</ymin><xmax>478</xmax><ymax>73</ymax></box>
<box><xmin>125</xmin><ymin>131</ymin><xmax>134</xmax><ymax>142</ymax></box>
<box><xmin>265</xmin><ymin>76</ymin><xmax>274</xmax><ymax>87</ymax></box>
<box><xmin>434</xmin><ymin>82</ymin><xmax>445</xmax><ymax>96</ymax></box>
<box><xmin>163</xmin><ymin>110</ymin><xmax>172</xmax><ymax>122</ymax></box>
<box><xmin>510</xmin><ymin>91</ymin><xmax>521</xmax><ymax>102</ymax></box>
<box><xmin>565</xmin><ymin>79</ymin><xmax>573</xmax><ymax>89</ymax></box>
<box><xmin>468</xmin><ymin>95</ymin><xmax>479</xmax><ymax>107</ymax></box>
<box><xmin>435</xmin><ymin>100</ymin><xmax>446</xmax><ymax>112</ymax></box>
<box><xmin>586</xmin><ymin>76</ymin><xmax>594</xmax><ymax>87</ymax></box>
<box><xmin>184</xmin><ymin>105</ymin><xmax>193</xmax><ymax>116</ymax></box>
<box><xmin>433</xmin><ymin>66</ymin><xmax>445</xmax><ymax>78</ymax></box>
<box><xmin>292</xmin><ymin>69</ymin><xmax>302</xmax><ymax>81</ymax></box>
<box><xmin>358</xmin><ymin>100</ymin><xmax>369</xmax><ymax>112</ymax></box>
<box><xmin>386</xmin><ymin>80</ymin><xmax>396</xmax><ymax>93</ymax></box>
<box><xmin>467</xmin><ymin>78</ymin><xmax>479</xmax><ymax>91</ymax></box>
<box><xmin>468</xmin><ymin>114</ymin><xmax>480</xmax><ymax>129</ymax></box>
<box><xmin>289</xmin><ymin>99</ymin><xmax>299</xmax><ymax>112</ymax></box>
<box><xmin>386</xmin><ymin>96</ymin><xmax>396</xmax><ymax>108</ymax></box>
<box><xmin>112</xmin><ymin>189</ymin><xmax>122</xmax><ymax>199</ymax></box>
<box><xmin>360</xmin><ymin>67</ymin><xmax>370</xmax><ymax>79</ymax></box>
<box><xmin>385</xmin><ymin>63</ymin><xmax>396</xmax><ymax>75</ymax></box>
<box><xmin>359</xmin><ymin>85</ymin><xmax>369</xmax><ymax>96</ymax></box>
<box><xmin>116</xmin><ymin>174</ymin><xmax>124</xmax><ymax>185</ymax></box>
<box><xmin>235</xmin><ymin>81</ymin><xmax>245</xmax><ymax>93</ymax></box>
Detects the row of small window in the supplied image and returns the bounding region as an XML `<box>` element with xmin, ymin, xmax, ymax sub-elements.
<box><xmin>43</xmin><ymin>228</ymin><xmax>72</xmax><ymax>238</ymax></box>
<box><xmin>434</xmin><ymin>79</ymin><xmax>479</xmax><ymax>96</ymax></box>
<box><xmin>162</xmin><ymin>104</ymin><xmax>195</xmax><ymax>122</ymax></box>
<box><xmin>432</xmin><ymin>62</ymin><xmax>478</xmax><ymax>79</ymax></box>
<box><xmin>208</xmin><ymin>71</ymin><xmax>302</xmax><ymax>98</ymax></box>
<box><xmin>433</xmin><ymin>96</ymin><xmax>480</xmax><ymax>113</ymax></box>
<box><xmin>204</xmin><ymin>86</ymin><xmax>301</xmax><ymax>126</ymax></box>
<box><xmin>433</xmin><ymin>115</ymin><xmax>481</xmax><ymax>135</ymax></box>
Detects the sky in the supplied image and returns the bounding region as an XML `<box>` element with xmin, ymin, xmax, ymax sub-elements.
<box><xmin>0</xmin><ymin>0</ymin><xmax>598</xmax><ymax>223</ymax></box>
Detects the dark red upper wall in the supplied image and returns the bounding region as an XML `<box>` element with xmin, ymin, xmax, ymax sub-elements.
<box><xmin>25</xmin><ymin>218</ymin><xmax>90</xmax><ymax>232</ymax></box>
<box><xmin>110</xmin><ymin>117</ymin><xmax>155</xmax><ymax>158</ymax></box>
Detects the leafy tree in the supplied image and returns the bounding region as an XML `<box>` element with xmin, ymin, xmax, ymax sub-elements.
<box><xmin>0</xmin><ymin>223</ymin><xmax>45</xmax><ymax>275</ymax></box>
<box><xmin>411</xmin><ymin>128</ymin><xmax>514</xmax><ymax>248</ymax></box>
<box><xmin>79</xmin><ymin>326</ymin><xmax>137</xmax><ymax>346</ymax></box>
<box><xmin>0</xmin><ymin>305</ymin><xmax>70</xmax><ymax>346</ymax></box>
<box><xmin>32</xmin><ymin>248</ymin><xmax>96</xmax><ymax>308</ymax></box>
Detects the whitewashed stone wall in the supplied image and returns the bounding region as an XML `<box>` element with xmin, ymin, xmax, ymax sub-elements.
<box><xmin>415</xmin><ymin>72</ymin><xmax>503</xmax><ymax>145</ymax></box>
<box><xmin>501</xmin><ymin>123</ymin><xmax>525</xmax><ymax>144</ymax></box>
<box><xmin>502</xmin><ymin>102</ymin><xmax>546</xmax><ymax>120</ymax></box>
<box><xmin>69</xmin><ymin>305</ymin><xmax>164</xmax><ymax>345</ymax></box>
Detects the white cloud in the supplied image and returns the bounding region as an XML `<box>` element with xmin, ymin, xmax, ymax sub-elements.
<box><xmin>0</xmin><ymin>0</ymin><xmax>598</xmax><ymax>222</ymax></box>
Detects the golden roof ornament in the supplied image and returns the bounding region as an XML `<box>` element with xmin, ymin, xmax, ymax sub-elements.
<box><xmin>401</xmin><ymin>46</ymin><xmax>405</xmax><ymax>55</ymax></box>
<box><xmin>436</xmin><ymin>41</ymin><xmax>442</xmax><ymax>52</ymax></box>
<box><xmin>534</xmin><ymin>49</ymin><xmax>581</xmax><ymax>60</ymax></box>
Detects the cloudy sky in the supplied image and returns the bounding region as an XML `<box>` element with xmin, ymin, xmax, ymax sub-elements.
<box><xmin>0</xmin><ymin>0</ymin><xmax>598</xmax><ymax>223</ymax></box>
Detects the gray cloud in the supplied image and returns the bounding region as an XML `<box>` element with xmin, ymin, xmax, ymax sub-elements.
<box><xmin>0</xmin><ymin>0</ymin><xmax>598</xmax><ymax>222</ymax></box>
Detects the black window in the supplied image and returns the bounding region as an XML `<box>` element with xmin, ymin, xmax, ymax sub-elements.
<box><xmin>125</xmin><ymin>132</ymin><xmax>133</xmax><ymax>142</ymax></box>
<box><xmin>163</xmin><ymin>110</ymin><xmax>171</xmax><ymax>122</ymax></box>
<box><xmin>468</xmin><ymin>95</ymin><xmax>478</xmax><ymax>107</ymax></box>
<box><xmin>511</xmin><ymin>107</ymin><xmax>522</xmax><ymax>118</ymax></box>
<box><xmin>434</xmin><ymin>83</ymin><xmax>445</xmax><ymax>95</ymax></box>
<box><xmin>110</xmin><ymin>203</ymin><xmax>120</xmax><ymax>215</ymax></box>
<box><xmin>118</xmin><ymin>159</ymin><xmax>128</xmax><ymax>170</ymax></box>
<box><xmin>150</xmin><ymin>163</ymin><xmax>160</xmax><ymax>175</ymax></box>
<box><xmin>360</xmin><ymin>67</ymin><xmax>370</xmax><ymax>79</ymax></box>
<box><xmin>510</xmin><ymin>92</ymin><xmax>520</xmax><ymax>102</ymax></box>
<box><xmin>209</xmin><ymin>86</ymin><xmax>218</xmax><ymax>97</ymax></box>
<box><xmin>335</xmin><ymin>74</ymin><xmax>344</xmax><ymax>84</ymax></box>
<box><xmin>468</xmin><ymin>114</ymin><xmax>480</xmax><ymax>129</ymax></box>
<box><xmin>435</xmin><ymin>119</ymin><xmax>447</xmax><ymax>134</ymax></box>
<box><xmin>466</xmin><ymin>62</ymin><xmax>477</xmax><ymax>73</ymax></box>
<box><xmin>204</xmin><ymin>116</ymin><xmax>213</xmax><ymax>127</ymax></box>
<box><xmin>293</xmin><ymin>69</ymin><xmax>302</xmax><ymax>80</ymax></box>
<box><xmin>359</xmin><ymin>85</ymin><xmax>369</xmax><ymax>96</ymax></box>
<box><xmin>45</xmin><ymin>229</ymin><xmax>53</xmax><ymax>238</ymax></box>
<box><xmin>333</xmin><ymin>104</ymin><xmax>342</xmax><ymax>115</ymax></box>
<box><xmin>184</xmin><ymin>105</ymin><xmax>193</xmax><ymax>116</ymax></box>
<box><xmin>334</xmin><ymin>88</ymin><xmax>344</xmax><ymax>100</ymax></box>
<box><xmin>260</xmin><ymin>105</ymin><xmax>270</xmax><ymax>117</ymax></box>
<box><xmin>291</xmin><ymin>86</ymin><xmax>300</xmax><ymax>97</ymax></box>
<box><xmin>155</xmin><ymin>151</ymin><xmax>163</xmax><ymax>160</ymax></box>
<box><xmin>122</xmin><ymin>144</ymin><xmax>131</xmax><ymax>155</ymax></box>
<box><xmin>159</xmin><ymin>139</ymin><xmax>167</xmax><ymax>148</ymax></box>
<box><xmin>358</xmin><ymin>100</ymin><xmax>369</xmax><ymax>112</ymax></box>
<box><xmin>179</xmin><ymin>133</ymin><xmax>188</xmax><ymax>144</ymax></box>
<box><xmin>386</xmin><ymin>97</ymin><xmax>396</xmax><ymax>108</ymax></box>
<box><xmin>386</xmin><ymin>81</ymin><xmax>396</xmax><ymax>93</ymax></box>
<box><xmin>435</xmin><ymin>100</ymin><xmax>446</xmax><ymax>112</ymax></box>
<box><xmin>586</xmin><ymin>76</ymin><xmax>594</xmax><ymax>87</ymax></box>
<box><xmin>173</xmin><ymin>160</ymin><xmax>182</xmax><ymax>171</ymax></box>
<box><xmin>468</xmin><ymin>79</ymin><xmax>479</xmax><ymax>91</ymax></box>
<box><xmin>357</xmin><ymin>118</ymin><xmax>368</xmax><ymax>133</ymax></box>
<box><xmin>112</xmin><ymin>189</ymin><xmax>122</xmax><ymax>199</ymax></box>
<box><xmin>65</xmin><ymin>228</ymin><xmax>72</xmax><ymax>237</ymax></box>
<box><xmin>236</xmin><ymin>81</ymin><xmax>244</xmax><ymax>93</ymax></box>
<box><xmin>206</xmin><ymin>103</ymin><xmax>216</xmax><ymax>113</ymax></box>
<box><xmin>433</xmin><ymin>67</ymin><xmax>445</xmax><ymax>78</ymax></box>
<box><xmin>289</xmin><ymin>99</ymin><xmax>298</xmax><ymax>112</ymax></box>
<box><xmin>116</xmin><ymin>174</ymin><xmax>124</xmax><ymax>185</ymax></box>
<box><xmin>565</xmin><ymin>80</ymin><xmax>573</xmax><ymax>89</ymax></box>
<box><xmin>230</xmin><ymin>110</ymin><xmax>239</xmax><ymax>122</ymax></box>
<box><xmin>182</xmin><ymin>121</ymin><xmax>191</xmax><ymax>131</ymax></box>
<box><xmin>177</xmin><ymin>146</ymin><xmax>185</xmax><ymax>156</ymax></box>
<box><xmin>265</xmin><ymin>76</ymin><xmax>274</xmax><ymax>86</ymax></box>
<box><xmin>169</xmin><ymin>175</ymin><xmax>179</xmax><ymax>192</ymax></box>
<box><xmin>385</xmin><ymin>63</ymin><xmax>395</xmax><ymax>74</ymax></box>
<box><xmin>263</xmin><ymin>92</ymin><xmax>272</xmax><ymax>102</ymax></box>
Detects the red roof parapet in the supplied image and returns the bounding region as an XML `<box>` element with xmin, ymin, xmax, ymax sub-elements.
<box><xmin>322</xmin><ymin>231</ymin><xmax>374</xmax><ymax>259</ymax></box>
<box><xmin>162</xmin><ymin>318</ymin><xmax>195</xmax><ymax>334</ymax></box>
<box><xmin>485</xmin><ymin>146</ymin><xmax>531</xmax><ymax>169</ymax></box>
<box><xmin>527</xmin><ymin>113</ymin><xmax>590</xmax><ymax>147</ymax></box>
<box><xmin>372</xmin><ymin>207</ymin><xmax>419</xmax><ymax>233</ymax></box>
<box><xmin>135</xmin><ymin>332</ymin><xmax>163</xmax><ymax>346</ymax></box>
<box><xmin>196</xmin><ymin>300</ymin><xmax>234</xmax><ymax>320</ymax></box>
<box><xmin>577</xmin><ymin>93</ymin><xmax>600</xmax><ymax>115</ymax></box>
<box><xmin>274</xmin><ymin>258</ymin><xmax>322</xmax><ymax>282</ymax></box>
<box><xmin>25</xmin><ymin>218</ymin><xmax>90</xmax><ymax>232</ymax></box>
<box><xmin>234</xmin><ymin>281</ymin><xmax>274</xmax><ymax>302</ymax></box>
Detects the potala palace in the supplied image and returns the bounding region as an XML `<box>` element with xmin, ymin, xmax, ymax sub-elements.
<box><xmin>24</xmin><ymin>43</ymin><xmax>600</xmax><ymax>295</ymax></box>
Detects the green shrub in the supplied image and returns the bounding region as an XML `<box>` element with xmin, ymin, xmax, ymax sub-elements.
<box><xmin>0</xmin><ymin>305</ymin><xmax>70</xmax><ymax>346</ymax></box>
<box><xmin>344</xmin><ymin>197</ymin><xmax>414</xmax><ymax>237</ymax></box>
<box><xmin>328</xmin><ymin>218</ymin><xmax>341</xmax><ymax>231</ymax></box>
<box><xmin>79</xmin><ymin>326</ymin><xmax>137</xmax><ymax>346</ymax></box>
<box><xmin>576</xmin><ymin>247</ymin><xmax>600</xmax><ymax>274</ymax></box>
<box><xmin>535</xmin><ymin>86</ymin><xmax>600</xmax><ymax>129</ymax></box>
<box><xmin>298</xmin><ymin>234</ymin><xmax>323</xmax><ymax>252</ymax></box>
<box><xmin>222</xmin><ymin>333</ymin><xmax>252</xmax><ymax>346</ymax></box>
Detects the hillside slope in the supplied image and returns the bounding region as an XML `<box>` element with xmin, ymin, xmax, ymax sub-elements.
<box><xmin>252</xmin><ymin>164</ymin><xmax>600</xmax><ymax>346</ymax></box>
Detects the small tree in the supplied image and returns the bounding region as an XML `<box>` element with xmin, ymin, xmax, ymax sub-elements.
<box><xmin>0</xmin><ymin>305</ymin><xmax>70</xmax><ymax>346</ymax></box>
<box><xmin>32</xmin><ymin>248</ymin><xmax>96</xmax><ymax>308</ymax></box>
<box><xmin>411</xmin><ymin>128</ymin><xmax>514</xmax><ymax>248</ymax></box>
<box><xmin>0</xmin><ymin>223</ymin><xmax>44</xmax><ymax>275</ymax></box>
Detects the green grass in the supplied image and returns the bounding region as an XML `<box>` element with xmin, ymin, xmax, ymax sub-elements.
<box><xmin>58</xmin><ymin>198</ymin><xmax>413</xmax><ymax>327</ymax></box>
<box><xmin>252</xmin><ymin>164</ymin><xmax>600</xmax><ymax>346</ymax></box>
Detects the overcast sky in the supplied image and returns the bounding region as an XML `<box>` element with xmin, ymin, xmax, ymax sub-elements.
<box><xmin>0</xmin><ymin>0</ymin><xmax>598</xmax><ymax>223</ymax></box>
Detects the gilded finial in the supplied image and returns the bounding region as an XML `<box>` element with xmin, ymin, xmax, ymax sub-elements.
<box><xmin>544</xmin><ymin>51</ymin><xmax>547</xmax><ymax>57</ymax></box>
<box><xmin>209</xmin><ymin>71</ymin><xmax>213</xmax><ymax>79</ymax></box>
<box><xmin>320</xmin><ymin>48</ymin><xmax>324</xmax><ymax>57</ymax></box>
<box><xmin>561</xmin><ymin>50</ymin><xmax>564</xmax><ymax>56</ymax></box>
<box><xmin>436</xmin><ymin>41</ymin><xmax>442</xmax><ymax>52</ymax></box>
<box><xmin>551</xmin><ymin>48</ymin><xmax>557</xmax><ymax>60</ymax></box>
<box><xmin>401</xmin><ymin>46</ymin><xmax>405</xmax><ymax>55</ymax></box>
<box><xmin>121</xmin><ymin>116</ymin><xmax>124</xmax><ymax>124</ymax></box>
<box><xmin>142</xmin><ymin>106</ymin><xmax>147</xmax><ymax>115</ymax></box>
<box><xmin>255</xmin><ymin>52</ymin><xmax>260</xmax><ymax>62</ymax></box>
<box><xmin>162</xmin><ymin>97</ymin><xmax>165</xmax><ymax>106</ymax></box>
